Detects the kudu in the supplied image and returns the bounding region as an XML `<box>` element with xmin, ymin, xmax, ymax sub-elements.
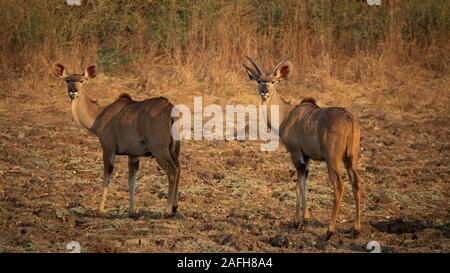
<box><xmin>243</xmin><ymin>56</ymin><xmax>362</xmax><ymax>239</ymax></box>
<box><xmin>53</xmin><ymin>64</ymin><xmax>181</xmax><ymax>218</ymax></box>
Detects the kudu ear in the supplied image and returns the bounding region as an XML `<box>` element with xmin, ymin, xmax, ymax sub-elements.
<box><xmin>274</xmin><ymin>61</ymin><xmax>292</xmax><ymax>81</ymax></box>
<box><xmin>83</xmin><ymin>65</ymin><xmax>96</xmax><ymax>80</ymax></box>
<box><xmin>53</xmin><ymin>63</ymin><xmax>68</xmax><ymax>79</ymax></box>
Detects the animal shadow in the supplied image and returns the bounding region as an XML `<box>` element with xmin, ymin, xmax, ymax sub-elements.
<box><xmin>371</xmin><ymin>218</ymin><xmax>449</xmax><ymax>238</ymax></box>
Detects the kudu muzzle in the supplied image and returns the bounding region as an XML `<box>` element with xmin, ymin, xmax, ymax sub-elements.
<box><xmin>259</xmin><ymin>84</ymin><xmax>271</xmax><ymax>101</ymax></box>
<box><xmin>68</xmin><ymin>85</ymin><xmax>79</xmax><ymax>100</ymax></box>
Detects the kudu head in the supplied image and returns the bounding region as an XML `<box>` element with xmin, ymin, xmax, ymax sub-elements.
<box><xmin>242</xmin><ymin>56</ymin><xmax>292</xmax><ymax>101</ymax></box>
<box><xmin>53</xmin><ymin>64</ymin><xmax>96</xmax><ymax>101</ymax></box>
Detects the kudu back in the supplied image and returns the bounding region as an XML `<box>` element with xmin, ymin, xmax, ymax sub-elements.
<box><xmin>53</xmin><ymin>64</ymin><xmax>181</xmax><ymax>218</ymax></box>
<box><xmin>243</xmin><ymin>56</ymin><xmax>362</xmax><ymax>239</ymax></box>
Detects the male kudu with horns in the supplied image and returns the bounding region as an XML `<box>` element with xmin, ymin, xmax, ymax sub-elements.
<box><xmin>53</xmin><ymin>64</ymin><xmax>181</xmax><ymax>218</ymax></box>
<box><xmin>243</xmin><ymin>56</ymin><xmax>362</xmax><ymax>239</ymax></box>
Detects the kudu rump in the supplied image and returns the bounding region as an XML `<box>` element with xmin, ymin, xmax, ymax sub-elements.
<box><xmin>243</xmin><ymin>57</ymin><xmax>362</xmax><ymax>239</ymax></box>
<box><xmin>53</xmin><ymin>64</ymin><xmax>181</xmax><ymax>218</ymax></box>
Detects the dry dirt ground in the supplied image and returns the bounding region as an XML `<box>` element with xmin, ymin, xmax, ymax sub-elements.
<box><xmin>0</xmin><ymin>66</ymin><xmax>449</xmax><ymax>252</ymax></box>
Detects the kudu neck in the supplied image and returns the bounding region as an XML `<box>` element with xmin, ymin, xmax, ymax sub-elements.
<box><xmin>71</xmin><ymin>89</ymin><xmax>104</xmax><ymax>134</ymax></box>
<box><xmin>263</xmin><ymin>90</ymin><xmax>294</xmax><ymax>132</ymax></box>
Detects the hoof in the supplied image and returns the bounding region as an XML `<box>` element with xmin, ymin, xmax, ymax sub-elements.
<box><xmin>172</xmin><ymin>205</ymin><xmax>178</xmax><ymax>213</ymax></box>
<box><xmin>163</xmin><ymin>210</ymin><xmax>174</xmax><ymax>219</ymax></box>
<box><xmin>96</xmin><ymin>209</ymin><xmax>106</xmax><ymax>217</ymax></box>
<box><xmin>163</xmin><ymin>212</ymin><xmax>173</xmax><ymax>219</ymax></box>
<box><xmin>128</xmin><ymin>208</ymin><xmax>140</xmax><ymax>219</ymax></box>
<box><xmin>325</xmin><ymin>231</ymin><xmax>334</xmax><ymax>241</ymax></box>
<box><xmin>351</xmin><ymin>228</ymin><xmax>361</xmax><ymax>238</ymax></box>
<box><xmin>163</xmin><ymin>211</ymin><xmax>185</xmax><ymax>220</ymax></box>
<box><xmin>294</xmin><ymin>218</ymin><xmax>310</xmax><ymax>230</ymax></box>
<box><xmin>173</xmin><ymin>212</ymin><xmax>186</xmax><ymax>220</ymax></box>
<box><xmin>302</xmin><ymin>218</ymin><xmax>310</xmax><ymax>226</ymax></box>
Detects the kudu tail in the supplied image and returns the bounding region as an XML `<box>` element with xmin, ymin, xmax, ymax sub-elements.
<box><xmin>169</xmin><ymin>116</ymin><xmax>181</xmax><ymax>168</ymax></box>
<box><xmin>344</xmin><ymin>113</ymin><xmax>361</xmax><ymax>169</ymax></box>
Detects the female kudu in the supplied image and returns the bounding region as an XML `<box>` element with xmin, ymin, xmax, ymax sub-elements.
<box><xmin>243</xmin><ymin>56</ymin><xmax>362</xmax><ymax>239</ymax></box>
<box><xmin>53</xmin><ymin>64</ymin><xmax>181</xmax><ymax>218</ymax></box>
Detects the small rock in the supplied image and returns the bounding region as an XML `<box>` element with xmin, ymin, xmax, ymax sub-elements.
<box><xmin>155</xmin><ymin>239</ymin><xmax>167</xmax><ymax>246</ymax></box>
<box><xmin>69</xmin><ymin>207</ymin><xmax>86</xmax><ymax>215</ymax></box>
<box><xmin>409</xmin><ymin>143</ymin><xmax>427</xmax><ymax>150</ymax></box>
<box><xmin>178</xmin><ymin>191</ymin><xmax>185</xmax><ymax>200</ymax></box>
<box><xmin>315</xmin><ymin>241</ymin><xmax>330</xmax><ymax>250</ymax></box>
<box><xmin>232</xmin><ymin>239</ymin><xmax>247</xmax><ymax>251</ymax></box>
<box><xmin>55</xmin><ymin>209</ymin><xmax>68</xmax><ymax>221</ymax></box>
<box><xmin>382</xmin><ymin>137</ymin><xmax>395</xmax><ymax>146</ymax></box>
<box><xmin>267</xmin><ymin>235</ymin><xmax>290</xmax><ymax>248</ymax></box>
<box><xmin>19</xmin><ymin>227</ymin><xmax>29</xmax><ymax>235</ymax></box>
<box><xmin>213</xmin><ymin>172</ymin><xmax>225</xmax><ymax>180</ymax></box>
<box><xmin>220</xmin><ymin>234</ymin><xmax>237</xmax><ymax>245</ymax></box>
<box><xmin>219</xmin><ymin>235</ymin><xmax>247</xmax><ymax>251</ymax></box>
<box><xmin>75</xmin><ymin>217</ymin><xmax>89</xmax><ymax>226</ymax></box>
<box><xmin>157</xmin><ymin>191</ymin><xmax>167</xmax><ymax>199</ymax></box>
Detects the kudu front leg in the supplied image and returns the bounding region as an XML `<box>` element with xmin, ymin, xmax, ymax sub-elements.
<box><xmin>98</xmin><ymin>152</ymin><xmax>115</xmax><ymax>215</ymax></box>
<box><xmin>128</xmin><ymin>156</ymin><xmax>140</xmax><ymax>218</ymax></box>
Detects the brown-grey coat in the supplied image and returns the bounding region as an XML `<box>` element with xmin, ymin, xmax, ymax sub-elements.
<box><xmin>53</xmin><ymin>64</ymin><xmax>180</xmax><ymax>218</ymax></box>
<box><xmin>243</xmin><ymin>56</ymin><xmax>362</xmax><ymax>239</ymax></box>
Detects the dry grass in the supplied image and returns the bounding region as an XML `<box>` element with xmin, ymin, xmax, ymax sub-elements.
<box><xmin>0</xmin><ymin>0</ymin><xmax>449</xmax><ymax>253</ymax></box>
<box><xmin>1</xmin><ymin>1</ymin><xmax>449</xmax><ymax>94</ymax></box>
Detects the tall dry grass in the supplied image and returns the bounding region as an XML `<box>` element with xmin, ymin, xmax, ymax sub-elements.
<box><xmin>0</xmin><ymin>0</ymin><xmax>448</xmax><ymax>96</ymax></box>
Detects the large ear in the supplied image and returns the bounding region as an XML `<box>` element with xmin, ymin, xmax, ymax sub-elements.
<box><xmin>53</xmin><ymin>63</ymin><xmax>68</xmax><ymax>79</ymax></box>
<box><xmin>273</xmin><ymin>61</ymin><xmax>292</xmax><ymax>81</ymax></box>
<box><xmin>242</xmin><ymin>63</ymin><xmax>258</xmax><ymax>81</ymax></box>
<box><xmin>83</xmin><ymin>65</ymin><xmax>96</xmax><ymax>79</ymax></box>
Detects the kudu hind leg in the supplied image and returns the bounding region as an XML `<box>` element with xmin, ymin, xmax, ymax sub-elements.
<box><xmin>154</xmin><ymin>149</ymin><xmax>180</xmax><ymax>217</ymax></box>
<box><xmin>293</xmin><ymin>157</ymin><xmax>310</xmax><ymax>227</ymax></box>
<box><xmin>171</xmin><ymin>167</ymin><xmax>181</xmax><ymax>213</ymax></box>
<box><xmin>171</xmin><ymin>140</ymin><xmax>181</xmax><ymax>212</ymax></box>
<box><xmin>127</xmin><ymin>156</ymin><xmax>140</xmax><ymax>217</ymax></box>
<box><xmin>326</xmin><ymin>162</ymin><xmax>345</xmax><ymax>239</ymax></box>
<box><xmin>98</xmin><ymin>152</ymin><xmax>115</xmax><ymax>215</ymax></box>
<box><xmin>346</xmin><ymin>165</ymin><xmax>362</xmax><ymax>234</ymax></box>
